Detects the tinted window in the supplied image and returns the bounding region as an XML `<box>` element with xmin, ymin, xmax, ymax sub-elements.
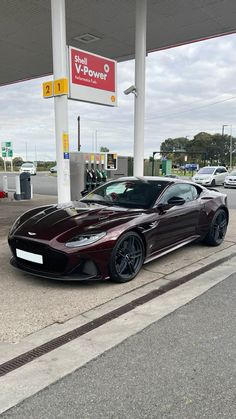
<box><xmin>81</xmin><ymin>180</ymin><xmax>169</xmax><ymax>209</ymax></box>
<box><xmin>161</xmin><ymin>183</ymin><xmax>199</xmax><ymax>204</ymax></box>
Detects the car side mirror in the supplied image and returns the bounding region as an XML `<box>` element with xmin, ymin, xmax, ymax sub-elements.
<box><xmin>81</xmin><ymin>189</ymin><xmax>89</xmax><ymax>197</ymax></box>
<box><xmin>167</xmin><ymin>196</ymin><xmax>185</xmax><ymax>206</ymax></box>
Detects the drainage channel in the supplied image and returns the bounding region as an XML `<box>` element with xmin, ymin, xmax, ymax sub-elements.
<box><xmin>1</xmin><ymin>252</ymin><xmax>235</xmax><ymax>378</ymax></box>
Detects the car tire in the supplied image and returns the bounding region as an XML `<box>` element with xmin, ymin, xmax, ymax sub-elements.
<box><xmin>211</xmin><ymin>179</ymin><xmax>216</xmax><ymax>187</ymax></box>
<box><xmin>109</xmin><ymin>231</ymin><xmax>145</xmax><ymax>283</ymax></box>
<box><xmin>203</xmin><ymin>209</ymin><xmax>228</xmax><ymax>246</ymax></box>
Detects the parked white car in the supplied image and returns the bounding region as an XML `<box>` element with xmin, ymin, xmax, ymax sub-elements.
<box><xmin>19</xmin><ymin>162</ymin><xmax>37</xmax><ymax>175</ymax></box>
<box><xmin>192</xmin><ymin>166</ymin><xmax>228</xmax><ymax>186</ymax></box>
<box><xmin>224</xmin><ymin>170</ymin><xmax>236</xmax><ymax>188</ymax></box>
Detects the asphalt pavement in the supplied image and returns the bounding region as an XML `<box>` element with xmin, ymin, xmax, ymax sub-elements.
<box><xmin>1</xmin><ymin>273</ymin><xmax>235</xmax><ymax>419</ymax></box>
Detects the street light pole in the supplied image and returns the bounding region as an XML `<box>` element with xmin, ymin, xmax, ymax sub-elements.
<box><xmin>230</xmin><ymin>125</ymin><xmax>233</xmax><ymax>170</ymax></box>
<box><xmin>222</xmin><ymin>124</ymin><xmax>228</xmax><ymax>136</ymax></box>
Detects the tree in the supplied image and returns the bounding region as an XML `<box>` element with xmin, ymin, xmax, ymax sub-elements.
<box><xmin>100</xmin><ymin>146</ymin><xmax>109</xmax><ymax>152</ymax></box>
<box><xmin>160</xmin><ymin>137</ymin><xmax>189</xmax><ymax>164</ymax></box>
<box><xmin>13</xmin><ymin>156</ymin><xmax>23</xmax><ymax>167</ymax></box>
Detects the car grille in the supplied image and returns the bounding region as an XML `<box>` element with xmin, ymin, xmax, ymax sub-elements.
<box><xmin>10</xmin><ymin>238</ymin><xmax>68</xmax><ymax>274</ymax></box>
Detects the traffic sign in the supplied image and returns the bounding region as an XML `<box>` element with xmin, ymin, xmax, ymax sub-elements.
<box><xmin>1</xmin><ymin>141</ymin><xmax>13</xmax><ymax>158</ymax></box>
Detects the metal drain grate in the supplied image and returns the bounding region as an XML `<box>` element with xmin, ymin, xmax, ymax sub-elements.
<box><xmin>0</xmin><ymin>252</ymin><xmax>235</xmax><ymax>378</ymax></box>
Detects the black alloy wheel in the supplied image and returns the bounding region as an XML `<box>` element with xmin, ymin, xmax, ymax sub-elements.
<box><xmin>204</xmin><ymin>209</ymin><xmax>228</xmax><ymax>246</ymax></box>
<box><xmin>211</xmin><ymin>179</ymin><xmax>216</xmax><ymax>186</ymax></box>
<box><xmin>109</xmin><ymin>232</ymin><xmax>144</xmax><ymax>282</ymax></box>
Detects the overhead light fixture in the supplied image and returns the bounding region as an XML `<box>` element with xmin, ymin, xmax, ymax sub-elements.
<box><xmin>73</xmin><ymin>33</ymin><xmax>101</xmax><ymax>44</ymax></box>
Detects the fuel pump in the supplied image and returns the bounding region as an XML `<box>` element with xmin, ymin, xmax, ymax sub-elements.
<box><xmin>90</xmin><ymin>167</ymin><xmax>97</xmax><ymax>189</ymax></box>
<box><xmin>85</xmin><ymin>167</ymin><xmax>93</xmax><ymax>191</ymax></box>
<box><xmin>101</xmin><ymin>170</ymin><xmax>107</xmax><ymax>183</ymax></box>
<box><xmin>96</xmin><ymin>168</ymin><xmax>103</xmax><ymax>186</ymax></box>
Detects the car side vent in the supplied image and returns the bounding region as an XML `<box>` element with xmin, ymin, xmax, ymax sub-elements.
<box><xmin>139</xmin><ymin>221</ymin><xmax>158</xmax><ymax>232</ymax></box>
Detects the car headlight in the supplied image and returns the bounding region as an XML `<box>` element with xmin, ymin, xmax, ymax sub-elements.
<box><xmin>65</xmin><ymin>232</ymin><xmax>106</xmax><ymax>248</ymax></box>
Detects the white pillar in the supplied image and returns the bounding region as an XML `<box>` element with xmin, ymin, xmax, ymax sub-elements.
<box><xmin>3</xmin><ymin>175</ymin><xmax>8</xmax><ymax>193</ymax></box>
<box><xmin>134</xmin><ymin>0</ymin><xmax>147</xmax><ymax>177</ymax></box>
<box><xmin>51</xmin><ymin>0</ymin><xmax>71</xmax><ymax>203</ymax></box>
<box><xmin>15</xmin><ymin>175</ymin><xmax>21</xmax><ymax>200</ymax></box>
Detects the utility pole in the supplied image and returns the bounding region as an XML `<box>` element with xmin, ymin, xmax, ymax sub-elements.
<box><xmin>229</xmin><ymin>125</ymin><xmax>233</xmax><ymax>170</ymax></box>
<box><xmin>25</xmin><ymin>142</ymin><xmax>28</xmax><ymax>161</ymax></box>
<box><xmin>222</xmin><ymin>125</ymin><xmax>227</xmax><ymax>136</ymax></box>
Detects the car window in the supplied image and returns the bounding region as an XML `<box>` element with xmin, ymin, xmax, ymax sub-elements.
<box><xmin>22</xmin><ymin>163</ymin><xmax>34</xmax><ymax>168</ymax></box>
<box><xmin>198</xmin><ymin>167</ymin><xmax>215</xmax><ymax>174</ymax></box>
<box><xmin>215</xmin><ymin>169</ymin><xmax>221</xmax><ymax>174</ymax></box>
<box><xmin>81</xmin><ymin>180</ymin><xmax>169</xmax><ymax>209</ymax></box>
<box><xmin>161</xmin><ymin>183</ymin><xmax>199</xmax><ymax>204</ymax></box>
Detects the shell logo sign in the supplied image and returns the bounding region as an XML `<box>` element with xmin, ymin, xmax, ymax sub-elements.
<box><xmin>69</xmin><ymin>47</ymin><xmax>117</xmax><ymax>107</ymax></box>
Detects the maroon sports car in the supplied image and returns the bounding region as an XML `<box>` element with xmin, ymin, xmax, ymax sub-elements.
<box><xmin>8</xmin><ymin>177</ymin><xmax>228</xmax><ymax>283</ymax></box>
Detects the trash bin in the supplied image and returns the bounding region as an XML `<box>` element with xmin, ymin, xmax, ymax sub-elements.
<box><xmin>20</xmin><ymin>172</ymin><xmax>31</xmax><ymax>199</ymax></box>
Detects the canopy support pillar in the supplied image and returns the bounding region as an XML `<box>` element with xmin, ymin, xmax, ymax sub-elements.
<box><xmin>51</xmin><ymin>0</ymin><xmax>71</xmax><ymax>203</ymax></box>
<box><xmin>134</xmin><ymin>0</ymin><xmax>147</xmax><ymax>177</ymax></box>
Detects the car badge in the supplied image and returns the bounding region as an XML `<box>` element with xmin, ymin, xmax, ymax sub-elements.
<box><xmin>28</xmin><ymin>232</ymin><xmax>36</xmax><ymax>236</ymax></box>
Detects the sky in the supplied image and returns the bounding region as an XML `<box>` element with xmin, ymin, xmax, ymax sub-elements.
<box><xmin>1</xmin><ymin>33</ymin><xmax>236</xmax><ymax>161</ymax></box>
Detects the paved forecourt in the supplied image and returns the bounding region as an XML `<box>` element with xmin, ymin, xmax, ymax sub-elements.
<box><xmin>0</xmin><ymin>193</ymin><xmax>236</xmax><ymax>357</ymax></box>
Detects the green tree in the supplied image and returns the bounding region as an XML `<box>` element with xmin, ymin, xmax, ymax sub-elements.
<box><xmin>13</xmin><ymin>156</ymin><xmax>23</xmax><ymax>167</ymax></box>
<box><xmin>100</xmin><ymin>146</ymin><xmax>109</xmax><ymax>152</ymax></box>
<box><xmin>160</xmin><ymin>137</ymin><xmax>189</xmax><ymax>164</ymax></box>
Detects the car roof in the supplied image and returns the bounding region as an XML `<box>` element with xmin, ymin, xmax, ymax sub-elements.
<box><xmin>199</xmin><ymin>166</ymin><xmax>225</xmax><ymax>169</ymax></box>
<box><xmin>115</xmin><ymin>176</ymin><xmax>193</xmax><ymax>185</ymax></box>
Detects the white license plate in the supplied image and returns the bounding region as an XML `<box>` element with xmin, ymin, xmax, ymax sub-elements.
<box><xmin>16</xmin><ymin>249</ymin><xmax>43</xmax><ymax>264</ymax></box>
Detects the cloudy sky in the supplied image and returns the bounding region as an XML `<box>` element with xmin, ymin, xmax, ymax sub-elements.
<box><xmin>1</xmin><ymin>33</ymin><xmax>236</xmax><ymax>161</ymax></box>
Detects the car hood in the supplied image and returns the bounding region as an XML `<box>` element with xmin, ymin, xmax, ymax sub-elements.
<box><xmin>225</xmin><ymin>175</ymin><xmax>236</xmax><ymax>179</ymax></box>
<box><xmin>193</xmin><ymin>173</ymin><xmax>213</xmax><ymax>179</ymax></box>
<box><xmin>14</xmin><ymin>201</ymin><xmax>143</xmax><ymax>241</ymax></box>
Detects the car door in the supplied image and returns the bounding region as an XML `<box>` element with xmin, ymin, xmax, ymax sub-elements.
<box><xmin>220</xmin><ymin>167</ymin><xmax>228</xmax><ymax>183</ymax></box>
<box><xmin>214</xmin><ymin>168</ymin><xmax>222</xmax><ymax>185</ymax></box>
<box><xmin>147</xmin><ymin>183</ymin><xmax>201</xmax><ymax>255</ymax></box>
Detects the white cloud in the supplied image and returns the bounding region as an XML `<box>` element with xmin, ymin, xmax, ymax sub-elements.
<box><xmin>1</xmin><ymin>33</ymin><xmax>236</xmax><ymax>160</ymax></box>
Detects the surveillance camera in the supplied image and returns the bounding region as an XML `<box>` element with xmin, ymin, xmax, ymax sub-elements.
<box><xmin>123</xmin><ymin>85</ymin><xmax>137</xmax><ymax>95</ymax></box>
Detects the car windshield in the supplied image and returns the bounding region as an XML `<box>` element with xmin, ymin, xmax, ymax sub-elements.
<box><xmin>198</xmin><ymin>167</ymin><xmax>215</xmax><ymax>174</ymax></box>
<box><xmin>81</xmin><ymin>180</ymin><xmax>169</xmax><ymax>209</ymax></box>
<box><xmin>229</xmin><ymin>171</ymin><xmax>236</xmax><ymax>176</ymax></box>
<box><xmin>22</xmin><ymin>163</ymin><xmax>34</xmax><ymax>168</ymax></box>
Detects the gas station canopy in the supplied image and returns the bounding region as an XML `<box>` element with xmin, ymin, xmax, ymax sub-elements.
<box><xmin>1</xmin><ymin>0</ymin><xmax>236</xmax><ymax>86</ymax></box>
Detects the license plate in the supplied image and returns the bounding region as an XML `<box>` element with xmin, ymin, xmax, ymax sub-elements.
<box><xmin>16</xmin><ymin>249</ymin><xmax>43</xmax><ymax>264</ymax></box>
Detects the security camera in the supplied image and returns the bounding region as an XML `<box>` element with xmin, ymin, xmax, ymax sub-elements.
<box><xmin>123</xmin><ymin>85</ymin><xmax>137</xmax><ymax>96</ymax></box>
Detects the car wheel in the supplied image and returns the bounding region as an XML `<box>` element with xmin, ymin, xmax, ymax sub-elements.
<box><xmin>203</xmin><ymin>209</ymin><xmax>228</xmax><ymax>246</ymax></box>
<box><xmin>211</xmin><ymin>179</ymin><xmax>216</xmax><ymax>186</ymax></box>
<box><xmin>109</xmin><ymin>231</ymin><xmax>144</xmax><ymax>283</ymax></box>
